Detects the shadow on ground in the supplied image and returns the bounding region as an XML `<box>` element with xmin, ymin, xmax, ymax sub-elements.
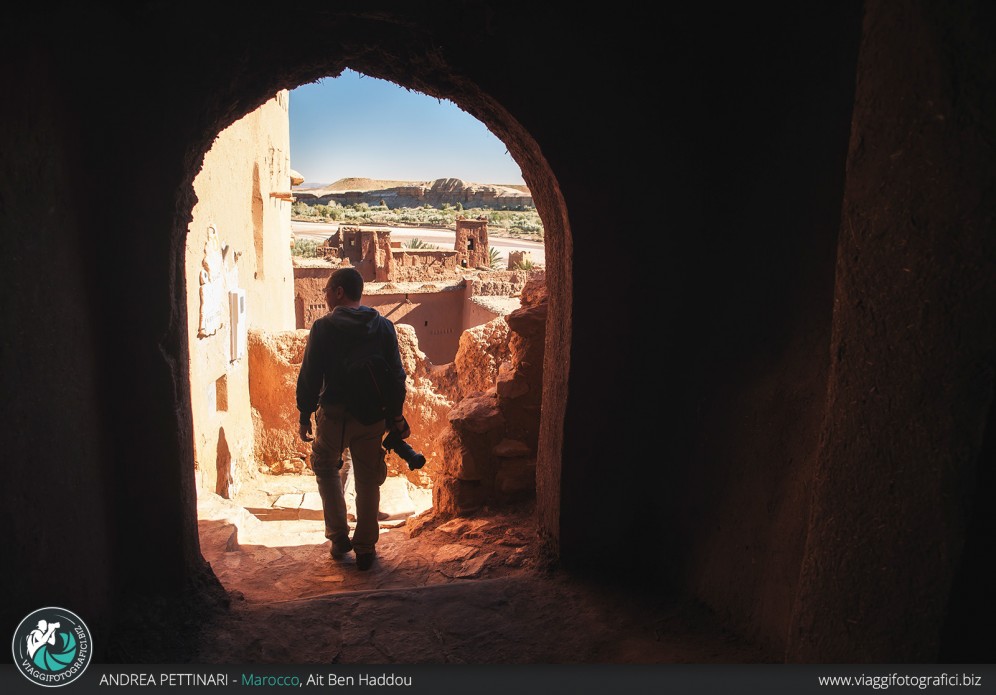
<box><xmin>191</xmin><ymin>475</ymin><xmax>776</xmax><ymax>664</ymax></box>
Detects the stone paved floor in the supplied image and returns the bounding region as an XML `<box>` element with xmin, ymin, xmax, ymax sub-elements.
<box><xmin>194</xmin><ymin>473</ymin><xmax>776</xmax><ymax>664</ymax></box>
<box><xmin>197</xmin><ymin>472</ymin><xmax>545</xmax><ymax>602</ymax></box>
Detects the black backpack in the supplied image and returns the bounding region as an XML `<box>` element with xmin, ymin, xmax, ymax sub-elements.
<box><xmin>337</xmin><ymin>336</ymin><xmax>394</xmax><ymax>425</ymax></box>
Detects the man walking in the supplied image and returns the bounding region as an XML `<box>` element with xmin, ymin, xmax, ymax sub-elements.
<box><xmin>297</xmin><ymin>267</ymin><xmax>409</xmax><ymax>571</ymax></box>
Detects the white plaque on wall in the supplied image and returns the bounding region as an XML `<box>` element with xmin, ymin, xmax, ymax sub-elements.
<box><xmin>198</xmin><ymin>224</ymin><xmax>226</xmax><ymax>337</ymax></box>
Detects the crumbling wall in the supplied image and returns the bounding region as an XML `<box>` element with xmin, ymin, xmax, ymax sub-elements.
<box><xmin>333</xmin><ymin>227</ymin><xmax>393</xmax><ymax>282</ymax></box>
<box><xmin>453</xmin><ymin>317</ymin><xmax>512</xmax><ymax>403</ymax></box>
<box><xmin>469</xmin><ymin>269</ymin><xmax>530</xmax><ymax>296</ymax></box>
<box><xmin>245</xmin><ymin>325</ymin><xmax>451</xmax><ymax>488</ymax></box>
<box><xmin>392</xmin><ymin>324</ymin><xmax>453</xmax><ymax>484</ymax></box>
<box><xmin>322</xmin><ymin>227</ymin><xmax>468</xmax><ymax>283</ymax></box>
<box><xmin>432</xmin><ymin>273</ymin><xmax>545</xmax><ymax>515</ymax></box>
<box><xmin>247</xmin><ymin>329</ymin><xmax>312</xmax><ymax>474</ymax></box>
<box><xmin>389</xmin><ymin>249</ymin><xmax>459</xmax><ymax>282</ymax></box>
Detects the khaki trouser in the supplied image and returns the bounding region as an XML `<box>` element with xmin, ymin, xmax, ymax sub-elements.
<box><xmin>311</xmin><ymin>404</ymin><xmax>387</xmax><ymax>554</ymax></box>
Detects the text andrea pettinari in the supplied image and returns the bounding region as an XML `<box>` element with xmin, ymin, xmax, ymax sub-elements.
<box><xmin>100</xmin><ymin>673</ymin><xmax>229</xmax><ymax>686</ymax></box>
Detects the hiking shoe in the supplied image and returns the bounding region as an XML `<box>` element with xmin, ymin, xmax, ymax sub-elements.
<box><xmin>356</xmin><ymin>552</ymin><xmax>375</xmax><ymax>571</ymax></box>
<box><xmin>330</xmin><ymin>537</ymin><xmax>353</xmax><ymax>558</ymax></box>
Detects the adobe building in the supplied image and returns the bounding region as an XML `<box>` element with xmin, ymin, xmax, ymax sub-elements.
<box><xmin>294</xmin><ymin>262</ymin><xmax>530</xmax><ymax>364</ymax></box>
<box><xmin>507</xmin><ymin>250</ymin><xmax>533</xmax><ymax>270</ymax></box>
<box><xmin>317</xmin><ymin>216</ymin><xmax>491</xmax><ymax>280</ymax></box>
<box><xmin>297</xmin><ymin>215</ymin><xmax>521</xmax><ymax>363</ymax></box>
<box><xmin>185</xmin><ymin>91</ymin><xmax>296</xmax><ymax>497</ymax></box>
<box><xmin>3</xmin><ymin>2</ymin><xmax>994</xmax><ymax>666</ymax></box>
<box><xmin>454</xmin><ymin>216</ymin><xmax>489</xmax><ymax>270</ymax></box>
<box><xmin>320</xmin><ymin>226</ymin><xmax>394</xmax><ymax>282</ymax></box>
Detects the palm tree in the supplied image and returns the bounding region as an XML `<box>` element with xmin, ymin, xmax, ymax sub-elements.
<box><xmin>488</xmin><ymin>247</ymin><xmax>505</xmax><ymax>269</ymax></box>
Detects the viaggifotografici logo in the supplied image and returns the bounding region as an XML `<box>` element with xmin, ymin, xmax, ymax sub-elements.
<box><xmin>12</xmin><ymin>607</ymin><xmax>92</xmax><ymax>687</ymax></box>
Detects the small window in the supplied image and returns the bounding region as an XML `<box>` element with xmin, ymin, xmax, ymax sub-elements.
<box><xmin>215</xmin><ymin>375</ymin><xmax>228</xmax><ymax>412</ymax></box>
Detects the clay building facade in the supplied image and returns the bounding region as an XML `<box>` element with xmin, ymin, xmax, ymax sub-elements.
<box><xmin>293</xmin><ymin>266</ymin><xmax>335</xmax><ymax>329</ymax></box>
<box><xmin>325</xmin><ymin>226</ymin><xmax>393</xmax><ymax>282</ymax></box>
<box><xmin>454</xmin><ymin>216</ymin><xmax>489</xmax><ymax>269</ymax></box>
<box><xmin>293</xmin><ymin>270</ymin><xmax>516</xmax><ymax>365</ymax></box>
<box><xmin>363</xmin><ymin>285</ymin><xmax>471</xmax><ymax>364</ymax></box>
<box><xmin>320</xmin><ymin>217</ymin><xmax>491</xmax><ymax>281</ymax></box>
<box><xmin>298</xmin><ymin>216</ymin><xmax>512</xmax><ymax>364</ymax></box>
<box><xmin>389</xmin><ymin>247</ymin><xmax>460</xmax><ymax>281</ymax></box>
<box><xmin>185</xmin><ymin>91</ymin><xmax>296</xmax><ymax>497</ymax></box>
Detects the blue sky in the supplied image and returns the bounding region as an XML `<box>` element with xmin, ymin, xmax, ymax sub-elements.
<box><xmin>289</xmin><ymin>69</ymin><xmax>524</xmax><ymax>186</ymax></box>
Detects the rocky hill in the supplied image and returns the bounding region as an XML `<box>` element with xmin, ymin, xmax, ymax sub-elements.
<box><xmin>296</xmin><ymin>177</ymin><xmax>415</xmax><ymax>192</ymax></box>
<box><xmin>293</xmin><ymin>177</ymin><xmax>533</xmax><ymax>209</ymax></box>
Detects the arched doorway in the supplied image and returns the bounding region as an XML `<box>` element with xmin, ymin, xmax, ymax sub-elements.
<box><xmin>182</xmin><ymin>57</ymin><xmax>566</xmax><ymax>594</ymax></box>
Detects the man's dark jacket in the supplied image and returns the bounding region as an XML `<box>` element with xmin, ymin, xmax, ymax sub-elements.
<box><xmin>296</xmin><ymin>305</ymin><xmax>407</xmax><ymax>426</ymax></box>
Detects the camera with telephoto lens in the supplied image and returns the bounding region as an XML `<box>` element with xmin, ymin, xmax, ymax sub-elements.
<box><xmin>383</xmin><ymin>429</ymin><xmax>426</xmax><ymax>470</ymax></box>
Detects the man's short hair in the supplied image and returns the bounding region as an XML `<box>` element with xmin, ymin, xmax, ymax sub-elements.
<box><xmin>326</xmin><ymin>266</ymin><xmax>364</xmax><ymax>301</ymax></box>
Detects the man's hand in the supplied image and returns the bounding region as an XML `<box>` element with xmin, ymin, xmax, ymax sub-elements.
<box><xmin>388</xmin><ymin>415</ymin><xmax>411</xmax><ymax>439</ymax></box>
<box><xmin>300</xmin><ymin>419</ymin><xmax>313</xmax><ymax>442</ymax></box>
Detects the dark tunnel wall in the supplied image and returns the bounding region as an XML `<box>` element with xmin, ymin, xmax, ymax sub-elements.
<box><xmin>597</xmin><ymin>4</ymin><xmax>865</xmax><ymax>655</ymax></box>
<box><xmin>553</xmin><ymin>2</ymin><xmax>869</xmax><ymax>653</ymax></box>
<box><xmin>1</xmin><ymin>1</ymin><xmax>993</xmax><ymax>664</ymax></box>
<box><xmin>788</xmin><ymin>0</ymin><xmax>996</xmax><ymax>662</ymax></box>
<box><xmin>0</xmin><ymin>40</ymin><xmax>114</xmax><ymax>646</ymax></box>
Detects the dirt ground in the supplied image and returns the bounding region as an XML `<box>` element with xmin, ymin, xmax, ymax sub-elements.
<box><xmin>183</xmin><ymin>474</ymin><xmax>776</xmax><ymax>664</ymax></box>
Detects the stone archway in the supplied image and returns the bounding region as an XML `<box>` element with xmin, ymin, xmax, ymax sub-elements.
<box><xmin>181</xmin><ymin>66</ymin><xmax>569</xmax><ymax>588</ymax></box>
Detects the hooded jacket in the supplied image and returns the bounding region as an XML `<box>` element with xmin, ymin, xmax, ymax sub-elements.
<box><xmin>296</xmin><ymin>305</ymin><xmax>407</xmax><ymax>425</ymax></box>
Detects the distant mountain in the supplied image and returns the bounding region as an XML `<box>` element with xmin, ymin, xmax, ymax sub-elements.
<box><xmin>295</xmin><ymin>177</ymin><xmax>529</xmax><ymax>195</ymax></box>
<box><xmin>292</xmin><ymin>177</ymin><xmax>533</xmax><ymax>208</ymax></box>
<box><xmin>312</xmin><ymin>177</ymin><xmax>415</xmax><ymax>192</ymax></box>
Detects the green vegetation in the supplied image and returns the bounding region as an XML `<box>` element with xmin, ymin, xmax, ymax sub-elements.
<box><xmin>291</xmin><ymin>200</ymin><xmax>313</xmax><ymax>217</ymax></box>
<box><xmin>291</xmin><ymin>201</ymin><xmax>543</xmax><ymax>241</ymax></box>
<box><xmin>488</xmin><ymin>247</ymin><xmax>505</xmax><ymax>270</ymax></box>
<box><xmin>511</xmin><ymin>257</ymin><xmax>535</xmax><ymax>271</ymax></box>
<box><xmin>292</xmin><ymin>239</ymin><xmax>321</xmax><ymax>258</ymax></box>
<box><xmin>292</xmin><ymin>200</ymin><xmax>345</xmax><ymax>221</ymax></box>
<box><xmin>403</xmin><ymin>238</ymin><xmax>440</xmax><ymax>250</ymax></box>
